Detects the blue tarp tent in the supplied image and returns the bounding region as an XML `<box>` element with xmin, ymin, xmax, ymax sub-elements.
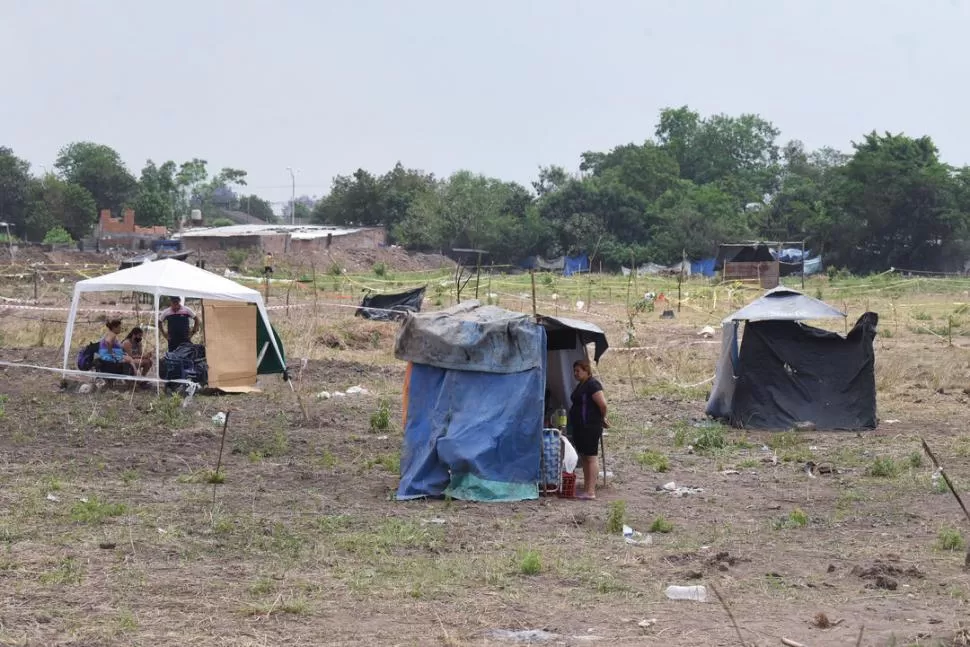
<box><xmin>393</xmin><ymin>302</ymin><xmax>608</xmax><ymax>502</ymax></box>
<box><xmin>395</xmin><ymin>303</ymin><xmax>546</xmax><ymax>501</ymax></box>
<box><xmin>563</xmin><ymin>254</ymin><xmax>590</xmax><ymax>276</ymax></box>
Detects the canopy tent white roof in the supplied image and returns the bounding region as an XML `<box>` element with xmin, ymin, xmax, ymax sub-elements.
<box><xmin>724</xmin><ymin>287</ymin><xmax>845</xmax><ymax>323</ymax></box>
<box><xmin>61</xmin><ymin>259</ymin><xmax>285</xmax><ymax>378</ymax></box>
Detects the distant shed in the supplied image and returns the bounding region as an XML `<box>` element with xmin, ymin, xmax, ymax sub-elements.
<box><xmin>717</xmin><ymin>243</ymin><xmax>779</xmax><ymax>289</ymax></box>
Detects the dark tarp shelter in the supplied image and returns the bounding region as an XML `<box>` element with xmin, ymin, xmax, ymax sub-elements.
<box><xmin>706</xmin><ymin>287</ymin><xmax>878</xmax><ymax>430</ymax></box>
<box><xmin>356</xmin><ymin>286</ymin><xmax>426</xmax><ymax>321</ymax></box>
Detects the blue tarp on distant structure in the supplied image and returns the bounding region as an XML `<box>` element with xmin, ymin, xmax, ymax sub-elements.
<box><xmin>691</xmin><ymin>258</ymin><xmax>717</xmax><ymax>277</ymax></box>
<box><xmin>563</xmin><ymin>254</ymin><xmax>589</xmax><ymax>276</ymax></box>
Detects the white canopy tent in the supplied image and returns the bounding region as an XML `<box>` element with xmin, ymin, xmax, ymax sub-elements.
<box><xmin>61</xmin><ymin>259</ymin><xmax>286</xmax><ymax>381</ymax></box>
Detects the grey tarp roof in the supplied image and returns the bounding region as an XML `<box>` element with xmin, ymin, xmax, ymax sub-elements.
<box><xmin>394</xmin><ymin>301</ymin><xmax>543</xmax><ymax>374</ymax></box>
<box><xmin>724</xmin><ymin>287</ymin><xmax>845</xmax><ymax>323</ymax></box>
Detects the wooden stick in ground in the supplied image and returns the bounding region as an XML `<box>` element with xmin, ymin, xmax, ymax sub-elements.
<box><xmin>780</xmin><ymin>639</ymin><xmax>806</xmax><ymax>647</ymax></box>
<box><xmin>855</xmin><ymin>625</ymin><xmax>864</xmax><ymax>647</ymax></box>
<box><xmin>214</xmin><ymin>410</ymin><xmax>231</xmax><ymax>477</ymax></box>
<box><xmin>709</xmin><ymin>583</ymin><xmax>746</xmax><ymax>646</ymax></box>
<box><xmin>530</xmin><ymin>270</ymin><xmax>538</xmax><ymax>319</ymax></box>
<box><xmin>920</xmin><ymin>437</ymin><xmax>970</xmax><ymax>568</ymax></box>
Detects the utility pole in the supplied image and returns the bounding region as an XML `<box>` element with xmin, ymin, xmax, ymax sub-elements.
<box><xmin>286</xmin><ymin>167</ymin><xmax>296</xmax><ymax>225</ymax></box>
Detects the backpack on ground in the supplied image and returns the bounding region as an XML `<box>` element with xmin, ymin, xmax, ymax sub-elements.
<box><xmin>76</xmin><ymin>341</ymin><xmax>100</xmax><ymax>371</ymax></box>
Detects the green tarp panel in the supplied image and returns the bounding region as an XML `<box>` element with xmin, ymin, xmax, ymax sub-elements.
<box><xmin>256</xmin><ymin>315</ymin><xmax>286</xmax><ymax>375</ymax></box>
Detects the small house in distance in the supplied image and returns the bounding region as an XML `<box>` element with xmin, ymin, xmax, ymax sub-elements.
<box><xmin>176</xmin><ymin>224</ymin><xmax>386</xmax><ymax>255</ymax></box>
<box><xmin>717</xmin><ymin>243</ymin><xmax>780</xmax><ymax>289</ymax></box>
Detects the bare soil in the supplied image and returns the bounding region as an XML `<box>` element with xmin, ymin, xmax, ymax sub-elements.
<box><xmin>1</xmin><ymin>264</ymin><xmax>970</xmax><ymax>646</ymax></box>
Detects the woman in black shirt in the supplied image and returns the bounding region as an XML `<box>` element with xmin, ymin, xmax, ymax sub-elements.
<box><xmin>569</xmin><ymin>359</ymin><xmax>609</xmax><ymax>499</ymax></box>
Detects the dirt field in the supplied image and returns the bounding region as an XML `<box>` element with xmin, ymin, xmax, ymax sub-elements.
<box><xmin>1</xmin><ymin>252</ymin><xmax>970</xmax><ymax>646</ymax></box>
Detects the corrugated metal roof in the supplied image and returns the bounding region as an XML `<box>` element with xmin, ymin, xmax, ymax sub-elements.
<box><xmin>176</xmin><ymin>224</ymin><xmax>364</xmax><ymax>240</ymax></box>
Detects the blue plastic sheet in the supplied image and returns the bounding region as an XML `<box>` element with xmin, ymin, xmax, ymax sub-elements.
<box><xmin>563</xmin><ymin>254</ymin><xmax>589</xmax><ymax>276</ymax></box>
<box><xmin>691</xmin><ymin>258</ymin><xmax>716</xmax><ymax>277</ymax></box>
<box><xmin>397</xmin><ymin>341</ymin><xmax>546</xmax><ymax>502</ymax></box>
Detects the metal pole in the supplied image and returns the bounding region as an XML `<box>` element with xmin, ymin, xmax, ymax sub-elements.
<box><xmin>286</xmin><ymin>167</ymin><xmax>296</xmax><ymax>225</ymax></box>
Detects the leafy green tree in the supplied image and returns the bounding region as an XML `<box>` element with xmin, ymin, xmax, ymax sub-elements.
<box><xmin>832</xmin><ymin>131</ymin><xmax>959</xmax><ymax>272</ymax></box>
<box><xmin>23</xmin><ymin>176</ymin><xmax>97</xmax><ymax>241</ymax></box>
<box><xmin>313</xmin><ymin>163</ymin><xmax>435</xmax><ymax>233</ymax></box>
<box><xmin>580</xmin><ymin>141</ymin><xmax>680</xmax><ymax>202</ymax></box>
<box><xmin>0</xmin><ymin>147</ymin><xmax>31</xmax><ymax>236</ymax></box>
<box><xmin>648</xmin><ymin>181</ymin><xmax>750</xmax><ymax>264</ymax></box>
<box><xmin>394</xmin><ymin>171</ymin><xmax>540</xmax><ymax>262</ymax></box>
<box><xmin>54</xmin><ymin>142</ymin><xmax>136</xmax><ymax>215</ymax></box>
<box><xmin>655</xmin><ymin>107</ymin><xmax>780</xmax><ymax>204</ymax></box>
<box><xmin>238</xmin><ymin>194</ymin><xmax>276</xmax><ymax>222</ymax></box>
<box><xmin>134</xmin><ymin>160</ymin><xmax>177</xmax><ymax>226</ymax></box>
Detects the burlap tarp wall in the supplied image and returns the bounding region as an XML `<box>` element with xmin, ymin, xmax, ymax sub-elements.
<box><xmin>203</xmin><ymin>301</ymin><xmax>258</xmax><ymax>390</ymax></box>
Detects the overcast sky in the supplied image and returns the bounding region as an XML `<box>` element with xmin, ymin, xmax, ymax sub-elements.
<box><xmin>2</xmin><ymin>0</ymin><xmax>968</xmax><ymax>207</ymax></box>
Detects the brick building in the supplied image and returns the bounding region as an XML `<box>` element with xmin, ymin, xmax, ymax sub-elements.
<box><xmin>98</xmin><ymin>208</ymin><xmax>168</xmax><ymax>250</ymax></box>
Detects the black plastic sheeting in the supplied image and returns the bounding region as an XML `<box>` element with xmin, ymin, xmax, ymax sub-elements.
<box><xmin>716</xmin><ymin>244</ymin><xmax>776</xmax><ymax>269</ymax></box>
<box><xmin>356</xmin><ymin>286</ymin><xmax>426</xmax><ymax>321</ymax></box>
<box><xmin>730</xmin><ymin>312</ymin><xmax>878</xmax><ymax>430</ymax></box>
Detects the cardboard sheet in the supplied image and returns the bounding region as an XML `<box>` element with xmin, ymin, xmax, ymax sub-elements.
<box><xmin>202</xmin><ymin>301</ymin><xmax>258</xmax><ymax>389</ymax></box>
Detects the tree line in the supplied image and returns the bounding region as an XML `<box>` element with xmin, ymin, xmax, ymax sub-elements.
<box><xmin>4</xmin><ymin>106</ymin><xmax>970</xmax><ymax>273</ymax></box>
<box><xmin>0</xmin><ymin>143</ymin><xmax>275</xmax><ymax>243</ymax></box>
<box><xmin>313</xmin><ymin>107</ymin><xmax>970</xmax><ymax>274</ymax></box>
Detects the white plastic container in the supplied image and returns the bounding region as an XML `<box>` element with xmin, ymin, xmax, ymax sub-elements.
<box><xmin>664</xmin><ymin>584</ymin><xmax>707</xmax><ymax>602</ymax></box>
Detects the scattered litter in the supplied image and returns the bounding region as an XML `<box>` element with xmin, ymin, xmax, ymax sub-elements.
<box><xmin>332</xmin><ymin>391</ymin><xmax>347</xmax><ymax>398</ymax></box>
<box><xmin>720</xmin><ymin>469</ymin><xmax>740</xmax><ymax>476</ymax></box>
<box><xmin>422</xmin><ymin>518</ymin><xmax>446</xmax><ymax>525</ymax></box>
<box><xmin>157</xmin><ymin>527</ymin><xmax>167</xmax><ymax>534</ymax></box>
<box><xmin>793</xmin><ymin>421</ymin><xmax>816</xmax><ymax>431</ymax></box>
<box><xmin>486</xmin><ymin>629</ymin><xmax>558</xmax><ymax>643</ymax></box>
<box><xmin>804</xmin><ymin>463</ymin><xmax>817</xmax><ymax>479</ymax></box>
<box><xmin>46</xmin><ymin>493</ymin><xmax>59</xmax><ymax>502</ymax></box>
<box><xmin>623</xmin><ymin>525</ymin><xmax>653</xmax><ymax>546</ymax></box>
<box><xmin>78</xmin><ymin>383</ymin><xmax>93</xmax><ymax>394</ymax></box>
<box><xmin>658</xmin><ymin>482</ymin><xmax>704</xmax><ymax>497</ymax></box>
<box><xmin>698</xmin><ymin>326</ymin><xmax>716</xmax><ymax>338</ymax></box>
<box><xmin>375</xmin><ymin>435</ymin><xmax>389</xmax><ymax>441</ymax></box>
<box><xmin>211</xmin><ymin>412</ymin><xmax>226</xmax><ymax>425</ymax></box>
<box><xmin>316</xmin><ymin>391</ymin><xmax>331</xmax><ymax>400</ymax></box>
<box><xmin>346</xmin><ymin>385</ymin><xmax>369</xmax><ymax>395</ymax></box>
<box><xmin>575</xmin><ymin>300</ymin><xmax>585</xmax><ymax>310</ymax></box>
<box><xmin>664</xmin><ymin>584</ymin><xmax>707</xmax><ymax>602</ymax></box>
<box><xmin>79</xmin><ymin>497</ymin><xmax>89</xmax><ymax>503</ymax></box>
<box><xmin>686</xmin><ymin>444</ymin><xmax>695</xmax><ymax>455</ymax></box>
<box><xmin>884</xmin><ymin>419</ymin><xmax>901</xmax><ymax>424</ymax></box>
<box><xmin>637</xmin><ymin>619</ymin><xmax>658</xmax><ymax>629</ymax></box>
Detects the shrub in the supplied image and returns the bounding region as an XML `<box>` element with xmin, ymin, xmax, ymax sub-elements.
<box><xmin>43</xmin><ymin>226</ymin><xmax>73</xmax><ymax>245</ymax></box>
<box><xmin>649</xmin><ymin>516</ymin><xmax>673</xmax><ymax>533</ymax></box>
<box><xmin>606</xmin><ymin>500</ymin><xmax>626</xmax><ymax>534</ymax></box>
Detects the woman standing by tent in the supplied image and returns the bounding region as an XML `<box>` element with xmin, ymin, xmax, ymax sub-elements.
<box><xmin>570</xmin><ymin>359</ymin><xmax>609</xmax><ymax>500</ymax></box>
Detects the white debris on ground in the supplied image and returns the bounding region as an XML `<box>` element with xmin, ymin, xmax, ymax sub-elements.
<box><xmin>657</xmin><ymin>481</ymin><xmax>704</xmax><ymax>497</ymax></box>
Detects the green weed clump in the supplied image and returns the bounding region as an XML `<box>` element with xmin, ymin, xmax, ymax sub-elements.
<box><xmin>606</xmin><ymin>500</ymin><xmax>626</xmax><ymax>534</ymax></box>
<box><xmin>634</xmin><ymin>450</ymin><xmax>670</xmax><ymax>472</ymax></box>
<box><xmin>867</xmin><ymin>457</ymin><xmax>900</xmax><ymax>478</ymax></box>
<box><xmin>937</xmin><ymin>527</ymin><xmax>965</xmax><ymax>552</ymax></box>
<box><xmin>519</xmin><ymin>550</ymin><xmax>541</xmax><ymax>575</ymax></box>
<box><xmin>649</xmin><ymin>516</ymin><xmax>673</xmax><ymax>533</ymax></box>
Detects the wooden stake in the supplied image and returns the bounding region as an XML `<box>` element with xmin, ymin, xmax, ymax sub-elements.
<box><xmin>921</xmin><ymin>437</ymin><xmax>970</xmax><ymax>569</ymax></box>
<box><xmin>530</xmin><ymin>270</ymin><xmax>538</xmax><ymax>319</ymax></box>
<box><xmin>214</xmin><ymin>410</ymin><xmax>231</xmax><ymax>476</ymax></box>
